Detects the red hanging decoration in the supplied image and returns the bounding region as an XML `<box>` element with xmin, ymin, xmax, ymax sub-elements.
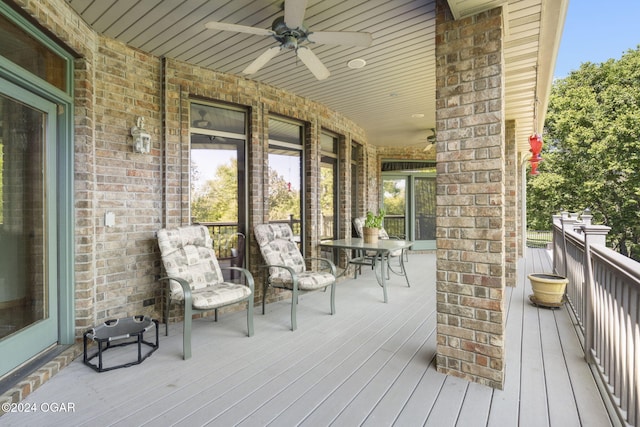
<box><xmin>528</xmin><ymin>133</ymin><xmax>543</xmax><ymax>175</ymax></box>
<box><xmin>287</xmin><ymin>182</ymin><xmax>292</xmax><ymax>192</ymax></box>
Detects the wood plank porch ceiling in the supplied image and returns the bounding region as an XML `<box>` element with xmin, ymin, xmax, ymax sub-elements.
<box><xmin>67</xmin><ymin>0</ymin><xmax>567</xmax><ymax>152</ymax></box>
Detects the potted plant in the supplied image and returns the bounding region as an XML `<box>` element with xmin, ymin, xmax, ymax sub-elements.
<box><xmin>527</xmin><ymin>273</ymin><xmax>569</xmax><ymax>307</ymax></box>
<box><xmin>363</xmin><ymin>209</ymin><xmax>385</xmax><ymax>243</ymax></box>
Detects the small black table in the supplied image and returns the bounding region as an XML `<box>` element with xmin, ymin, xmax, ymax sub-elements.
<box><xmin>83</xmin><ymin>315</ymin><xmax>159</xmax><ymax>372</ymax></box>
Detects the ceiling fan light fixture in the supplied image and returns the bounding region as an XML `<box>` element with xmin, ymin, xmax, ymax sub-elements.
<box><xmin>282</xmin><ymin>35</ymin><xmax>298</xmax><ymax>50</ymax></box>
<box><xmin>347</xmin><ymin>58</ymin><xmax>366</xmax><ymax>69</ymax></box>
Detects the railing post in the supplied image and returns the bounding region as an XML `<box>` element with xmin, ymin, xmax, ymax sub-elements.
<box><xmin>560</xmin><ymin>214</ymin><xmax>579</xmax><ymax>278</ymax></box>
<box><xmin>580</xmin><ymin>224</ymin><xmax>610</xmax><ymax>364</ymax></box>
<box><xmin>552</xmin><ymin>214</ymin><xmax>562</xmax><ymax>273</ymax></box>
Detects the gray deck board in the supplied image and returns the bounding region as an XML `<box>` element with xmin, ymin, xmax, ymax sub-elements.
<box><xmin>423</xmin><ymin>376</ymin><xmax>469</xmax><ymax>427</ymax></box>
<box><xmin>519</xmin><ymin>251</ymin><xmax>552</xmax><ymax>427</ymax></box>
<box><xmin>555</xmin><ymin>305</ymin><xmax>611</xmax><ymax>426</ymax></box>
<box><xmin>486</xmin><ymin>257</ymin><xmax>526</xmax><ymax>426</ymax></box>
<box><xmin>456</xmin><ymin>381</ymin><xmax>493</xmax><ymax>426</ymax></box>
<box><xmin>540</xmin><ymin>305</ymin><xmax>581</xmax><ymax>426</ymax></box>
<box><xmin>0</xmin><ymin>250</ymin><xmax>613</xmax><ymax>427</ymax></box>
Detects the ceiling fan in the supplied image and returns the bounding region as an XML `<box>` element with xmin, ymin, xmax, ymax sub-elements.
<box><xmin>423</xmin><ymin>128</ymin><xmax>436</xmax><ymax>153</ymax></box>
<box><xmin>204</xmin><ymin>0</ymin><xmax>373</xmax><ymax>80</ymax></box>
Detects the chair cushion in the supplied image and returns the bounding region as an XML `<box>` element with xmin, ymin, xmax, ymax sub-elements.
<box><xmin>389</xmin><ymin>248</ymin><xmax>403</xmax><ymax>257</ymax></box>
<box><xmin>271</xmin><ymin>271</ymin><xmax>335</xmax><ymax>291</ymax></box>
<box><xmin>191</xmin><ymin>283</ymin><xmax>252</xmax><ymax>310</ymax></box>
<box><xmin>158</xmin><ymin>225</ymin><xmax>225</xmax><ymax>301</ymax></box>
<box><xmin>353</xmin><ymin>216</ymin><xmax>391</xmax><ymax>239</ymax></box>
<box><xmin>254</xmin><ymin>224</ymin><xmax>306</xmax><ymax>281</ymax></box>
<box><xmin>353</xmin><ymin>217</ymin><xmax>365</xmax><ymax>237</ymax></box>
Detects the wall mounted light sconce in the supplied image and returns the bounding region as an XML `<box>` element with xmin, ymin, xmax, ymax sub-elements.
<box><xmin>131</xmin><ymin>116</ymin><xmax>151</xmax><ymax>154</ymax></box>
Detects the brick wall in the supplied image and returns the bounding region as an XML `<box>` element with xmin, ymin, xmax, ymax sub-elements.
<box><xmin>92</xmin><ymin>39</ymin><xmax>163</xmax><ymax>323</ymax></box>
<box><xmin>434</xmin><ymin>0</ymin><xmax>506</xmax><ymax>389</ymax></box>
<box><xmin>163</xmin><ymin>58</ymin><xmax>368</xmax><ymax>313</ymax></box>
<box><xmin>10</xmin><ymin>0</ymin><xmax>369</xmax><ymax>332</ymax></box>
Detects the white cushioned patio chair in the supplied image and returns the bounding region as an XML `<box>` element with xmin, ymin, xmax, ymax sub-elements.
<box><xmin>157</xmin><ymin>225</ymin><xmax>254</xmax><ymax>359</ymax></box>
<box><xmin>254</xmin><ymin>223</ymin><xmax>336</xmax><ymax>331</ymax></box>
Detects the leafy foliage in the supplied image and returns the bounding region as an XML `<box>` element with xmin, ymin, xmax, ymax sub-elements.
<box><xmin>191</xmin><ymin>159</ymin><xmax>239</xmax><ymax>222</ymax></box>
<box><xmin>382</xmin><ymin>179</ymin><xmax>405</xmax><ymax>215</ymax></box>
<box><xmin>267</xmin><ymin>167</ymin><xmax>300</xmax><ymax>220</ymax></box>
<box><xmin>191</xmin><ymin>158</ymin><xmax>300</xmax><ymax>223</ymax></box>
<box><xmin>365</xmin><ymin>209</ymin><xmax>385</xmax><ymax>228</ymax></box>
<box><xmin>528</xmin><ymin>46</ymin><xmax>640</xmax><ymax>259</ymax></box>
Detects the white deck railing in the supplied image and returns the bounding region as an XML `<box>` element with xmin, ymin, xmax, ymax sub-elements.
<box><xmin>552</xmin><ymin>212</ymin><xmax>639</xmax><ymax>426</ymax></box>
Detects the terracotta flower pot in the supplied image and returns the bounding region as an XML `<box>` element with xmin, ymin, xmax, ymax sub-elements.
<box><xmin>528</xmin><ymin>273</ymin><xmax>568</xmax><ymax>307</ymax></box>
<box><xmin>362</xmin><ymin>227</ymin><xmax>379</xmax><ymax>244</ymax></box>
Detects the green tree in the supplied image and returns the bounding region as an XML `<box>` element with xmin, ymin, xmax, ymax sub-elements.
<box><xmin>191</xmin><ymin>158</ymin><xmax>300</xmax><ymax>223</ymax></box>
<box><xmin>267</xmin><ymin>167</ymin><xmax>300</xmax><ymax>220</ymax></box>
<box><xmin>191</xmin><ymin>160</ymin><xmax>238</xmax><ymax>222</ymax></box>
<box><xmin>320</xmin><ymin>166</ymin><xmax>334</xmax><ymax>216</ymax></box>
<box><xmin>383</xmin><ymin>179</ymin><xmax>405</xmax><ymax>215</ymax></box>
<box><xmin>528</xmin><ymin>46</ymin><xmax>640</xmax><ymax>259</ymax></box>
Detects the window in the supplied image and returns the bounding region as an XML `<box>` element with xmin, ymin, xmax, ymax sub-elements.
<box><xmin>320</xmin><ymin>132</ymin><xmax>339</xmax><ymax>240</ymax></box>
<box><xmin>351</xmin><ymin>143</ymin><xmax>362</xmax><ymax>222</ymax></box>
<box><xmin>268</xmin><ymin>117</ymin><xmax>303</xmax><ymax>243</ymax></box>
<box><xmin>189</xmin><ymin>102</ymin><xmax>248</xmax><ymax>255</ymax></box>
<box><xmin>0</xmin><ymin>13</ymin><xmax>68</xmax><ymax>92</ymax></box>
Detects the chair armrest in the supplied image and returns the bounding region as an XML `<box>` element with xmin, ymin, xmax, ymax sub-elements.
<box><xmin>387</xmin><ymin>235</ymin><xmax>405</xmax><ymax>240</ymax></box>
<box><xmin>304</xmin><ymin>257</ymin><xmax>337</xmax><ymax>277</ymax></box>
<box><xmin>259</xmin><ymin>264</ymin><xmax>300</xmax><ymax>291</ymax></box>
<box><xmin>159</xmin><ymin>276</ymin><xmax>192</xmax><ymax>306</ymax></box>
<box><xmin>259</xmin><ymin>264</ymin><xmax>296</xmax><ymax>277</ymax></box>
<box><xmin>219</xmin><ymin>266</ymin><xmax>255</xmax><ymax>292</ymax></box>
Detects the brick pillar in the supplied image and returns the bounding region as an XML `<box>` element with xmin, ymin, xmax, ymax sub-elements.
<box><xmin>435</xmin><ymin>0</ymin><xmax>506</xmax><ymax>389</ymax></box>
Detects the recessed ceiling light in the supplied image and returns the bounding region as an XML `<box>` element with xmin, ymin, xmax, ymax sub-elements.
<box><xmin>347</xmin><ymin>58</ymin><xmax>366</xmax><ymax>69</ymax></box>
<box><xmin>411</xmin><ymin>113</ymin><xmax>425</xmax><ymax>118</ymax></box>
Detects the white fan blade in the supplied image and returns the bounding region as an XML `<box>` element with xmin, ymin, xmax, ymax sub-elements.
<box><xmin>307</xmin><ymin>31</ymin><xmax>373</xmax><ymax>47</ymax></box>
<box><xmin>242</xmin><ymin>46</ymin><xmax>282</xmax><ymax>74</ymax></box>
<box><xmin>284</xmin><ymin>0</ymin><xmax>308</xmax><ymax>29</ymax></box>
<box><xmin>205</xmin><ymin>21</ymin><xmax>273</xmax><ymax>37</ymax></box>
<box><xmin>296</xmin><ymin>46</ymin><xmax>330</xmax><ymax>80</ymax></box>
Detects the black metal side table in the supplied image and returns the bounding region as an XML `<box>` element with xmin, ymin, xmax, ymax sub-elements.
<box><xmin>83</xmin><ymin>315</ymin><xmax>159</xmax><ymax>372</ymax></box>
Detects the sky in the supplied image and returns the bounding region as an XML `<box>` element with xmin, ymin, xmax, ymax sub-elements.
<box><xmin>553</xmin><ymin>0</ymin><xmax>640</xmax><ymax>78</ymax></box>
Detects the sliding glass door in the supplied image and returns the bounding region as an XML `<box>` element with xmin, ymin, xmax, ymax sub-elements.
<box><xmin>382</xmin><ymin>163</ymin><xmax>436</xmax><ymax>250</ymax></box>
<box><xmin>0</xmin><ymin>80</ymin><xmax>59</xmax><ymax>376</ymax></box>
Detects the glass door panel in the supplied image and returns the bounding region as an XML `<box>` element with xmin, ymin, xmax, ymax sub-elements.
<box><xmin>268</xmin><ymin>149</ymin><xmax>302</xmax><ymax>239</ymax></box>
<box><xmin>415</xmin><ymin>176</ymin><xmax>437</xmax><ymax>248</ymax></box>
<box><xmin>268</xmin><ymin>117</ymin><xmax>304</xmax><ymax>246</ymax></box>
<box><xmin>382</xmin><ymin>177</ymin><xmax>407</xmax><ymax>238</ymax></box>
<box><xmin>0</xmin><ymin>83</ymin><xmax>58</xmax><ymax>376</ymax></box>
<box><xmin>189</xmin><ymin>102</ymin><xmax>248</xmax><ymax>279</ymax></box>
<box><xmin>190</xmin><ymin>135</ymin><xmax>245</xmax><ymax>229</ymax></box>
<box><xmin>382</xmin><ymin>174</ymin><xmax>436</xmax><ymax>250</ymax></box>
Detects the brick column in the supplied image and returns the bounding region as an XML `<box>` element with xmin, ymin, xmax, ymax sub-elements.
<box><xmin>435</xmin><ymin>0</ymin><xmax>506</xmax><ymax>389</ymax></box>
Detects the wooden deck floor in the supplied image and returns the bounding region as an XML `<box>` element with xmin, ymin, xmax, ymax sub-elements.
<box><xmin>1</xmin><ymin>250</ymin><xmax>612</xmax><ymax>426</ymax></box>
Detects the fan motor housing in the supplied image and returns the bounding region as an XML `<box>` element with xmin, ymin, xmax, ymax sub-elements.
<box><xmin>272</xmin><ymin>16</ymin><xmax>308</xmax><ymax>48</ymax></box>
